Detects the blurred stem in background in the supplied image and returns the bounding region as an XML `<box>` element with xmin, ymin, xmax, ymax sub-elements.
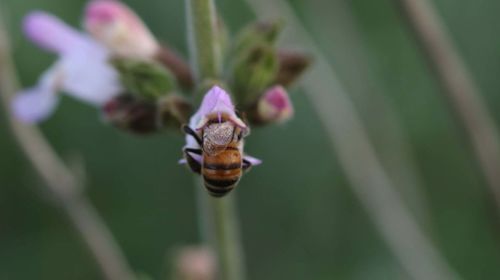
<box><xmin>303</xmin><ymin>0</ymin><xmax>430</xmax><ymax>223</ymax></box>
<box><xmin>0</xmin><ymin>11</ymin><xmax>135</xmax><ymax>280</ymax></box>
<box><xmin>398</xmin><ymin>0</ymin><xmax>500</xmax><ymax>218</ymax></box>
<box><xmin>244</xmin><ymin>0</ymin><xmax>462</xmax><ymax>279</ymax></box>
<box><xmin>185</xmin><ymin>0</ymin><xmax>246</xmax><ymax>279</ymax></box>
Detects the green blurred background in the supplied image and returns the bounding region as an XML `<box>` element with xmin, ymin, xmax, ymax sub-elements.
<box><xmin>1</xmin><ymin>0</ymin><xmax>500</xmax><ymax>279</ymax></box>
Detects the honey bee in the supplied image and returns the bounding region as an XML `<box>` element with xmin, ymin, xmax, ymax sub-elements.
<box><xmin>182</xmin><ymin>112</ymin><xmax>260</xmax><ymax>197</ymax></box>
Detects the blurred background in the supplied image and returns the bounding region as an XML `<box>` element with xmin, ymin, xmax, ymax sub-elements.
<box><xmin>1</xmin><ymin>0</ymin><xmax>500</xmax><ymax>279</ymax></box>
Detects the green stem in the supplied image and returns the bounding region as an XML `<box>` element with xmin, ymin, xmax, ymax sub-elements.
<box><xmin>185</xmin><ymin>1</ymin><xmax>246</xmax><ymax>280</ymax></box>
<box><xmin>185</xmin><ymin>0</ymin><xmax>222</xmax><ymax>81</ymax></box>
<box><xmin>0</xmin><ymin>14</ymin><xmax>135</xmax><ymax>280</ymax></box>
<box><xmin>209</xmin><ymin>192</ymin><xmax>246</xmax><ymax>280</ymax></box>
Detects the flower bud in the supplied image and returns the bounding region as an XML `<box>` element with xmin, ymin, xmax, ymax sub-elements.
<box><xmin>249</xmin><ymin>86</ymin><xmax>294</xmax><ymax>125</ymax></box>
<box><xmin>102</xmin><ymin>94</ymin><xmax>160</xmax><ymax>134</ymax></box>
<box><xmin>233</xmin><ymin>20</ymin><xmax>284</xmax><ymax>54</ymax></box>
<box><xmin>275</xmin><ymin>49</ymin><xmax>312</xmax><ymax>87</ymax></box>
<box><xmin>111</xmin><ymin>57</ymin><xmax>175</xmax><ymax>100</ymax></box>
<box><xmin>173</xmin><ymin>246</ymin><xmax>216</xmax><ymax>280</ymax></box>
<box><xmin>231</xmin><ymin>45</ymin><xmax>278</xmax><ymax>107</ymax></box>
<box><xmin>84</xmin><ymin>0</ymin><xmax>159</xmax><ymax>58</ymax></box>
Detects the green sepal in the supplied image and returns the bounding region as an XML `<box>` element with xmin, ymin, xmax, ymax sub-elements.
<box><xmin>231</xmin><ymin>44</ymin><xmax>279</xmax><ymax>107</ymax></box>
<box><xmin>111</xmin><ymin>57</ymin><xmax>176</xmax><ymax>100</ymax></box>
<box><xmin>275</xmin><ymin>49</ymin><xmax>313</xmax><ymax>87</ymax></box>
<box><xmin>233</xmin><ymin>20</ymin><xmax>284</xmax><ymax>55</ymax></box>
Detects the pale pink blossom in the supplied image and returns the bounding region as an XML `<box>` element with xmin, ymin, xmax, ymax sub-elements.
<box><xmin>182</xmin><ymin>86</ymin><xmax>261</xmax><ymax>167</ymax></box>
<box><xmin>12</xmin><ymin>11</ymin><xmax>121</xmax><ymax>123</ymax></box>
<box><xmin>84</xmin><ymin>0</ymin><xmax>159</xmax><ymax>58</ymax></box>
<box><xmin>191</xmin><ymin>86</ymin><xmax>247</xmax><ymax>131</ymax></box>
<box><xmin>256</xmin><ymin>85</ymin><xmax>294</xmax><ymax>123</ymax></box>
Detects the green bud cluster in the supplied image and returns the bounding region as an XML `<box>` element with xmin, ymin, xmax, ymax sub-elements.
<box><xmin>224</xmin><ymin>20</ymin><xmax>312</xmax><ymax>126</ymax></box>
<box><xmin>103</xmin><ymin>54</ymin><xmax>192</xmax><ymax>134</ymax></box>
<box><xmin>102</xmin><ymin>19</ymin><xmax>311</xmax><ymax>134</ymax></box>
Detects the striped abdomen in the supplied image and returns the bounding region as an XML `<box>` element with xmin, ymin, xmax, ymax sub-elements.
<box><xmin>202</xmin><ymin>147</ymin><xmax>242</xmax><ymax>197</ymax></box>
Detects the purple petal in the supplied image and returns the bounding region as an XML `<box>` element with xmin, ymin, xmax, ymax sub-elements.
<box><xmin>197</xmin><ymin>86</ymin><xmax>234</xmax><ymax>116</ymax></box>
<box><xmin>244</xmin><ymin>155</ymin><xmax>262</xmax><ymax>166</ymax></box>
<box><xmin>11</xmin><ymin>87</ymin><xmax>59</xmax><ymax>123</ymax></box>
<box><xmin>195</xmin><ymin>86</ymin><xmax>247</xmax><ymax>130</ymax></box>
<box><xmin>23</xmin><ymin>11</ymin><xmax>87</xmax><ymax>54</ymax></box>
<box><xmin>60</xmin><ymin>49</ymin><xmax>121</xmax><ymax>105</ymax></box>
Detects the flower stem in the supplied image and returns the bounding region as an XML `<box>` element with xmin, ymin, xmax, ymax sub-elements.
<box><xmin>0</xmin><ymin>14</ymin><xmax>135</xmax><ymax>280</ymax></box>
<box><xmin>244</xmin><ymin>0</ymin><xmax>462</xmax><ymax>279</ymax></box>
<box><xmin>185</xmin><ymin>1</ymin><xmax>246</xmax><ymax>279</ymax></box>
<box><xmin>185</xmin><ymin>0</ymin><xmax>222</xmax><ymax>82</ymax></box>
<box><xmin>398</xmin><ymin>0</ymin><xmax>500</xmax><ymax>218</ymax></box>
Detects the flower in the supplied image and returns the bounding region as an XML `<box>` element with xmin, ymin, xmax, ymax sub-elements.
<box><xmin>254</xmin><ymin>85</ymin><xmax>294</xmax><ymax>124</ymax></box>
<box><xmin>182</xmin><ymin>86</ymin><xmax>262</xmax><ymax>167</ymax></box>
<box><xmin>84</xmin><ymin>0</ymin><xmax>159</xmax><ymax>58</ymax></box>
<box><xmin>190</xmin><ymin>86</ymin><xmax>247</xmax><ymax>131</ymax></box>
<box><xmin>12</xmin><ymin>11</ymin><xmax>121</xmax><ymax>123</ymax></box>
<box><xmin>174</xmin><ymin>246</ymin><xmax>216</xmax><ymax>280</ymax></box>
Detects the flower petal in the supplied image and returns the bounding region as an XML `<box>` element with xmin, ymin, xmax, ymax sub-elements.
<box><xmin>84</xmin><ymin>0</ymin><xmax>159</xmax><ymax>57</ymax></box>
<box><xmin>23</xmin><ymin>11</ymin><xmax>87</xmax><ymax>54</ymax></box>
<box><xmin>194</xmin><ymin>86</ymin><xmax>247</xmax><ymax>130</ymax></box>
<box><xmin>58</xmin><ymin>44</ymin><xmax>122</xmax><ymax>105</ymax></box>
<box><xmin>11</xmin><ymin>87</ymin><xmax>59</xmax><ymax>123</ymax></box>
<box><xmin>243</xmin><ymin>155</ymin><xmax>262</xmax><ymax>166</ymax></box>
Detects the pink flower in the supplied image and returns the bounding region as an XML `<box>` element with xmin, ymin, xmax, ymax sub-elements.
<box><xmin>256</xmin><ymin>85</ymin><xmax>294</xmax><ymax>123</ymax></box>
<box><xmin>182</xmin><ymin>86</ymin><xmax>262</xmax><ymax>167</ymax></box>
<box><xmin>84</xmin><ymin>0</ymin><xmax>159</xmax><ymax>58</ymax></box>
<box><xmin>190</xmin><ymin>86</ymin><xmax>247</xmax><ymax>131</ymax></box>
<box><xmin>12</xmin><ymin>11</ymin><xmax>121</xmax><ymax>123</ymax></box>
<box><xmin>174</xmin><ymin>247</ymin><xmax>216</xmax><ymax>280</ymax></box>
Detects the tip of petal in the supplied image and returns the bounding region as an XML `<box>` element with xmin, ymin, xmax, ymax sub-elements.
<box><xmin>195</xmin><ymin>86</ymin><xmax>248</xmax><ymax>129</ymax></box>
<box><xmin>199</xmin><ymin>86</ymin><xmax>234</xmax><ymax>112</ymax></box>
<box><xmin>84</xmin><ymin>0</ymin><xmax>158</xmax><ymax>57</ymax></box>
<box><xmin>23</xmin><ymin>11</ymin><xmax>82</xmax><ymax>54</ymax></box>
<box><xmin>85</xmin><ymin>0</ymin><xmax>126</xmax><ymax>24</ymax></box>
<box><xmin>244</xmin><ymin>155</ymin><xmax>262</xmax><ymax>166</ymax></box>
<box><xmin>11</xmin><ymin>88</ymin><xmax>59</xmax><ymax>124</ymax></box>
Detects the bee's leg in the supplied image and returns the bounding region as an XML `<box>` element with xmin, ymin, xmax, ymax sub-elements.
<box><xmin>185</xmin><ymin>148</ymin><xmax>202</xmax><ymax>155</ymax></box>
<box><xmin>183</xmin><ymin>148</ymin><xmax>203</xmax><ymax>174</ymax></box>
<box><xmin>242</xmin><ymin>158</ymin><xmax>253</xmax><ymax>171</ymax></box>
<box><xmin>182</xmin><ymin>125</ymin><xmax>203</xmax><ymax>146</ymax></box>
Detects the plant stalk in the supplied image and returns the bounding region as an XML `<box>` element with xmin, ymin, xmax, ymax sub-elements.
<box><xmin>244</xmin><ymin>0</ymin><xmax>462</xmax><ymax>279</ymax></box>
<box><xmin>398</xmin><ymin>0</ymin><xmax>500</xmax><ymax>218</ymax></box>
<box><xmin>185</xmin><ymin>0</ymin><xmax>246</xmax><ymax>279</ymax></box>
<box><xmin>0</xmin><ymin>15</ymin><xmax>135</xmax><ymax>280</ymax></box>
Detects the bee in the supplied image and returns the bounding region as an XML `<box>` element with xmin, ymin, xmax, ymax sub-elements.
<box><xmin>182</xmin><ymin>112</ymin><xmax>259</xmax><ymax>197</ymax></box>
